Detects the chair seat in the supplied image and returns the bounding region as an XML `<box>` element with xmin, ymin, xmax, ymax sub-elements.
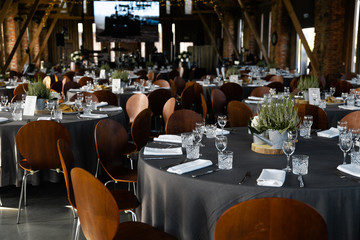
<box><xmin>123</xmin><ymin>142</ymin><xmax>137</xmax><ymax>155</ymax></box>
<box><xmin>110</xmin><ymin>189</ymin><xmax>140</xmax><ymax>211</ymax></box>
<box><xmin>115</xmin><ymin>222</ymin><xmax>176</xmax><ymax>240</ymax></box>
<box><xmin>19</xmin><ymin>159</ymin><xmax>60</xmax><ymax>171</ymax></box>
<box><xmin>107</xmin><ymin>166</ymin><xmax>138</xmax><ymax>183</ymax></box>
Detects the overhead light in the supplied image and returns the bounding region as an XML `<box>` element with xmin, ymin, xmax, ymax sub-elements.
<box><xmin>185</xmin><ymin>0</ymin><xmax>192</xmax><ymax>15</ymax></box>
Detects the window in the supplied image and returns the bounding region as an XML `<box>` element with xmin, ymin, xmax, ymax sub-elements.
<box><xmin>352</xmin><ymin>0</ymin><xmax>359</xmax><ymax>72</ymax></box>
<box><xmin>78</xmin><ymin>23</ymin><xmax>83</xmax><ymax>49</ymax></box>
<box><xmin>92</xmin><ymin>23</ymin><xmax>101</xmax><ymax>65</ymax></box>
<box><xmin>179</xmin><ymin>42</ymin><xmax>193</xmax><ymax>53</ymax></box>
<box><xmin>296</xmin><ymin>27</ymin><xmax>315</xmax><ymax>74</ymax></box>
<box><xmin>154</xmin><ymin>23</ymin><xmax>163</xmax><ymax>53</ymax></box>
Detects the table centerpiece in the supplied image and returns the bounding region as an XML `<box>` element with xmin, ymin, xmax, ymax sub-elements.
<box><xmin>297</xmin><ymin>74</ymin><xmax>319</xmax><ymax>101</ymax></box>
<box><xmin>26</xmin><ymin>80</ymin><xmax>51</xmax><ymax>111</ymax></box>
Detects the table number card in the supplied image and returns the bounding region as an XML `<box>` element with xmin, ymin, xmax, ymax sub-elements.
<box><xmin>112</xmin><ymin>79</ymin><xmax>121</xmax><ymax>93</ymax></box>
<box><xmin>229</xmin><ymin>75</ymin><xmax>238</xmax><ymax>83</ymax></box>
<box><xmin>308</xmin><ymin>88</ymin><xmax>321</xmax><ymax>106</ymax></box>
<box><xmin>23</xmin><ymin>96</ymin><xmax>37</xmax><ymax>116</ymax></box>
<box><xmin>99</xmin><ymin>69</ymin><xmax>106</xmax><ymax>79</ymax></box>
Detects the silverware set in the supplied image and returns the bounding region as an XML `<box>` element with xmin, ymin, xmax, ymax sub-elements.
<box><xmin>238</xmin><ymin>171</ymin><xmax>251</xmax><ymax>184</ymax></box>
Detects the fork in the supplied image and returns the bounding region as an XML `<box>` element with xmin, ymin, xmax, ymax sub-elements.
<box><xmin>238</xmin><ymin>171</ymin><xmax>251</xmax><ymax>184</ymax></box>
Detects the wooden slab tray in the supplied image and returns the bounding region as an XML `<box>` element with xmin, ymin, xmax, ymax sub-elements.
<box><xmin>294</xmin><ymin>99</ymin><xmax>309</xmax><ymax>104</ymax></box>
<box><xmin>251</xmin><ymin>143</ymin><xmax>283</xmax><ymax>155</ymax></box>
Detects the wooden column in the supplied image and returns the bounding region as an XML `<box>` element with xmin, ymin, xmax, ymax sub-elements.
<box><xmin>282</xmin><ymin>0</ymin><xmax>319</xmax><ymax>75</ymax></box>
<box><xmin>2</xmin><ymin>0</ymin><xmax>39</xmax><ymax>73</ymax></box>
<box><xmin>0</xmin><ymin>0</ymin><xmax>13</xmax><ymax>25</ymax></box>
<box><xmin>236</xmin><ymin>0</ymin><xmax>269</xmax><ymax>64</ymax></box>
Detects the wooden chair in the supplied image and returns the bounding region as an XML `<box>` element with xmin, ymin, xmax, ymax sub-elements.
<box><xmin>163</xmin><ymin>97</ymin><xmax>176</xmax><ymax>127</ymax></box>
<box><xmin>220</xmin><ymin>82</ymin><xmax>243</xmax><ymax>103</ymax></box>
<box><xmin>211</xmin><ymin>89</ymin><xmax>227</xmax><ymax>118</ymax></box>
<box><xmin>126</xmin><ymin>93</ymin><xmax>148</xmax><ymax>126</ymax></box>
<box><xmin>71</xmin><ymin>168</ymin><xmax>176</xmax><ymax>240</ymax></box>
<box><xmin>334</xmin><ymin>80</ymin><xmax>353</xmax><ymax>97</ymax></box>
<box><xmin>214</xmin><ymin>198</ymin><xmax>328</xmax><ymax>240</ymax></box>
<box><xmin>16</xmin><ymin>121</ymin><xmax>71</xmax><ymax>223</ymax></box>
<box><xmin>63</xmin><ymin>71</ymin><xmax>76</xmax><ymax>81</ymax></box>
<box><xmin>43</xmin><ymin>76</ymin><xmax>52</xmax><ymax>89</ymax></box>
<box><xmin>130</xmin><ymin>108</ymin><xmax>153</xmax><ymax>154</ymax></box>
<box><xmin>69</xmin><ymin>92</ymin><xmax>99</xmax><ymax>102</ymax></box>
<box><xmin>78</xmin><ymin>76</ymin><xmax>93</xmax><ymax>87</ymax></box>
<box><xmin>33</xmin><ymin>71</ymin><xmax>46</xmax><ymax>81</ymax></box>
<box><xmin>340</xmin><ymin>72</ymin><xmax>356</xmax><ymax>80</ymax></box>
<box><xmin>93</xmin><ymin>90</ymin><xmax>118</xmax><ymax>106</ymax></box>
<box><xmin>250</xmin><ymin>86</ymin><xmax>270</xmax><ymax>97</ymax></box>
<box><xmin>165</xmin><ymin>109</ymin><xmax>203</xmax><ymax>134</ymax></box>
<box><xmin>200</xmin><ymin>93</ymin><xmax>207</xmax><ymax>120</ymax></box>
<box><xmin>50</xmin><ymin>81</ymin><xmax>63</xmax><ymax>93</ymax></box>
<box><xmin>267</xmin><ymin>81</ymin><xmax>284</xmax><ymax>92</ymax></box>
<box><xmin>169</xmin><ymin>79</ymin><xmax>177</xmax><ymax>97</ymax></box>
<box><xmin>11</xmin><ymin>94</ymin><xmax>23</xmax><ymax>103</ymax></box>
<box><xmin>269</xmin><ymin>75</ymin><xmax>284</xmax><ymax>83</ymax></box>
<box><xmin>168</xmin><ymin>69</ymin><xmax>180</xmax><ymax>81</ymax></box>
<box><xmin>263</xmin><ymin>74</ymin><xmax>275</xmax><ymax>81</ymax></box>
<box><xmin>148</xmin><ymin>89</ymin><xmax>171</xmax><ymax>117</ymax></box>
<box><xmin>227</xmin><ymin>101</ymin><xmax>254</xmax><ymax>127</ymax></box>
<box><xmin>63</xmin><ymin>81</ymin><xmax>80</xmax><ymax>97</ymax></box>
<box><xmin>13</xmin><ymin>83</ymin><xmax>28</xmax><ymax>96</ymax></box>
<box><xmin>147</xmin><ymin>71</ymin><xmax>155</xmax><ymax>82</ymax></box>
<box><xmin>136</xmin><ymin>69</ymin><xmax>148</xmax><ymax>80</ymax></box>
<box><xmin>98</xmin><ymin>79</ymin><xmax>110</xmax><ymax>85</ymax></box>
<box><xmin>174</xmin><ymin>76</ymin><xmax>186</xmax><ymax>96</ymax></box>
<box><xmin>297</xmin><ymin>104</ymin><xmax>328</xmax><ymax>130</ymax></box>
<box><xmin>153</xmin><ymin>79</ymin><xmax>170</xmax><ymax>88</ymax></box>
<box><xmin>341</xmin><ymin>111</ymin><xmax>360</xmax><ymax>129</ymax></box>
<box><xmin>290</xmin><ymin>76</ymin><xmax>300</xmax><ymax>92</ymax></box>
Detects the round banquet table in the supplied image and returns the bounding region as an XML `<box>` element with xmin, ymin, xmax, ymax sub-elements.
<box><xmin>0</xmin><ymin>107</ymin><xmax>126</xmax><ymax>187</ymax></box>
<box><xmin>138</xmin><ymin>128</ymin><xmax>360</xmax><ymax>240</ymax></box>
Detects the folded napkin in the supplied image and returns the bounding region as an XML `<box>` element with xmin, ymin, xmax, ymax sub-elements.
<box><xmin>0</xmin><ymin>117</ymin><xmax>8</xmax><ymax>122</ymax></box>
<box><xmin>132</xmin><ymin>91</ymin><xmax>145</xmax><ymax>94</ymax></box>
<box><xmin>337</xmin><ymin>164</ymin><xmax>360</xmax><ymax>178</ymax></box>
<box><xmin>99</xmin><ymin>106</ymin><xmax>122</xmax><ymax>112</ymax></box>
<box><xmin>5</xmin><ymin>86</ymin><xmax>16</xmax><ymax>89</ymax></box>
<box><xmin>143</xmin><ymin>146</ymin><xmax>183</xmax><ymax>156</ymax></box>
<box><xmin>244</xmin><ymin>99</ymin><xmax>264</xmax><ymax>105</ymax></box>
<box><xmin>257</xmin><ymin>169</ymin><xmax>286</xmax><ymax>187</ymax></box>
<box><xmin>95</xmin><ymin>102</ymin><xmax>108</xmax><ymax>108</ymax></box>
<box><xmin>317</xmin><ymin>127</ymin><xmax>339</xmax><ymax>138</ymax></box>
<box><xmin>154</xmin><ymin>134</ymin><xmax>182</xmax><ymax>144</ymax></box>
<box><xmin>338</xmin><ymin>105</ymin><xmax>360</xmax><ymax>110</ymax></box>
<box><xmin>37</xmin><ymin>117</ymin><xmax>51</xmax><ymax>121</ymax></box>
<box><xmin>248</xmin><ymin>96</ymin><xmax>264</xmax><ymax>101</ymax></box>
<box><xmin>167</xmin><ymin>159</ymin><xmax>213</xmax><ymax>175</ymax></box>
<box><xmin>215</xmin><ymin>128</ymin><xmax>230</xmax><ymax>135</ymax></box>
<box><xmin>80</xmin><ymin>113</ymin><xmax>108</xmax><ymax>119</ymax></box>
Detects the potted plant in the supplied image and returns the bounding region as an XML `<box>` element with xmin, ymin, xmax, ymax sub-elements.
<box><xmin>297</xmin><ymin>74</ymin><xmax>319</xmax><ymax>100</ymax></box>
<box><xmin>255</xmin><ymin>95</ymin><xmax>299</xmax><ymax>149</ymax></box>
<box><xmin>111</xmin><ymin>70</ymin><xmax>129</xmax><ymax>91</ymax></box>
<box><xmin>248</xmin><ymin>116</ymin><xmax>267</xmax><ymax>145</ymax></box>
<box><xmin>26</xmin><ymin>80</ymin><xmax>51</xmax><ymax>110</ymax></box>
<box><xmin>226</xmin><ymin>66</ymin><xmax>240</xmax><ymax>78</ymax></box>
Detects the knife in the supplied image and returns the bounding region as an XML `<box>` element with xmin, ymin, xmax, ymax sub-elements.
<box><xmin>191</xmin><ymin>168</ymin><xmax>220</xmax><ymax>178</ymax></box>
<box><xmin>238</xmin><ymin>171</ymin><xmax>251</xmax><ymax>184</ymax></box>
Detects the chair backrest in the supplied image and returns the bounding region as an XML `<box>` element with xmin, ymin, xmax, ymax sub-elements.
<box><xmin>174</xmin><ymin>76</ymin><xmax>186</xmax><ymax>96</ymax></box>
<box><xmin>50</xmin><ymin>81</ymin><xmax>63</xmax><ymax>93</ymax></box>
<box><xmin>153</xmin><ymin>79</ymin><xmax>170</xmax><ymax>88</ymax></box>
<box><xmin>166</xmin><ymin>109</ymin><xmax>203</xmax><ymax>134</ymax></box>
<box><xmin>263</xmin><ymin>74</ymin><xmax>275</xmax><ymax>81</ymax></box>
<box><xmin>297</xmin><ymin>104</ymin><xmax>328</xmax><ymax>130</ymax></box>
<box><xmin>214</xmin><ymin>198</ymin><xmax>328</xmax><ymax>240</ymax></box>
<box><xmin>169</xmin><ymin>79</ymin><xmax>177</xmax><ymax>97</ymax></box>
<box><xmin>63</xmin><ymin>81</ymin><xmax>80</xmax><ymax>97</ymax></box>
<box><xmin>168</xmin><ymin>69</ymin><xmax>180</xmax><ymax>81</ymax></box>
<box><xmin>290</xmin><ymin>76</ymin><xmax>300</xmax><ymax>92</ymax></box>
<box><xmin>11</xmin><ymin>94</ymin><xmax>23</xmax><ymax>103</ymax></box>
<box><xmin>267</xmin><ymin>81</ymin><xmax>284</xmax><ymax>93</ymax></box>
<box><xmin>340</xmin><ymin>72</ymin><xmax>356</xmax><ymax>80</ymax></box>
<box><xmin>341</xmin><ymin>111</ymin><xmax>360</xmax><ymax>129</ymax></box>
<box><xmin>57</xmin><ymin>139</ymin><xmax>76</xmax><ymax>209</ymax></box>
<box><xmin>147</xmin><ymin>71</ymin><xmax>155</xmax><ymax>82</ymax></box>
<box><xmin>147</xmin><ymin>88</ymin><xmax>171</xmax><ymax>116</ymax></box>
<box><xmin>200</xmin><ymin>93</ymin><xmax>207</xmax><ymax>120</ymax></box>
<box><xmin>34</xmin><ymin>72</ymin><xmax>47</xmax><ymax>81</ymax></box>
<box><xmin>181</xmin><ymin>84</ymin><xmax>196</xmax><ymax>109</ymax></box>
<box><xmin>78</xmin><ymin>76</ymin><xmax>93</xmax><ymax>87</ymax></box>
<box><xmin>126</xmin><ymin>93</ymin><xmax>149</xmax><ymax>124</ymax></box>
<box><xmin>13</xmin><ymin>83</ymin><xmax>28</xmax><ymax>96</ymax></box>
<box><xmin>43</xmin><ymin>76</ymin><xmax>52</xmax><ymax>89</ymax></box>
<box><xmin>250</xmin><ymin>86</ymin><xmax>270</xmax><ymax>97</ymax></box>
<box><xmin>227</xmin><ymin>100</ymin><xmax>254</xmax><ymax>127</ymax></box>
<box><xmin>211</xmin><ymin>89</ymin><xmax>227</xmax><ymax>118</ymax></box>
<box><xmin>269</xmin><ymin>75</ymin><xmax>284</xmax><ymax>83</ymax></box>
<box><xmin>93</xmin><ymin>90</ymin><xmax>118</xmax><ymax>106</ymax></box>
<box><xmin>69</xmin><ymin>92</ymin><xmax>99</xmax><ymax>103</ymax></box>
<box><xmin>16</xmin><ymin>120</ymin><xmax>70</xmax><ymax>170</ymax></box>
<box><xmin>98</xmin><ymin>79</ymin><xmax>110</xmax><ymax>85</ymax></box>
<box><xmin>131</xmin><ymin>108</ymin><xmax>153</xmax><ymax>150</ymax></box>
<box><xmin>63</xmin><ymin>71</ymin><xmax>75</xmax><ymax>81</ymax></box>
<box><xmin>136</xmin><ymin>69</ymin><xmax>148</xmax><ymax>80</ymax></box>
<box><xmin>334</xmin><ymin>80</ymin><xmax>353</xmax><ymax>97</ymax></box>
<box><xmin>220</xmin><ymin>82</ymin><xmax>243</xmax><ymax>103</ymax></box>
<box><xmin>71</xmin><ymin>167</ymin><xmax>119</xmax><ymax>240</ymax></box>
<box><xmin>163</xmin><ymin>97</ymin><xmax>176</xmax><ymax>126</ymax></box>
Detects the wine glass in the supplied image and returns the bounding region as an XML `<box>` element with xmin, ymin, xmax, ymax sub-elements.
<box><xmin>292</xmin><ymin>155</ymin><xmax>309</xmax><ymax>188</ymax></box>
<box><xmin>341</xmin><ymin>92</ymin><xmax>348</xmax><ymax>105</ymax></box>
<box><xmin>193</xmin><ymin>129</ymin><xmax>203</xmax><ymax>147</ymax></box>
<box><xmin>1</xmin><ymin>95</ymin><xmax>8</xmax><ymax>108</ymax></box>
<box><xmin>339</xmin><ymin>132</ymin><xmax>353</xmax><ymax>164</ymax></box>
<box><xmin>303</xmin><ymin>115</ymin><xmax>313</xmax><ymax>139</ymax></box>
<box><xmin>337</xmin><ymin>121</ymin><xmax>348</xmax><ymax>134</ymax></box>
<box><xmin>215</xmin><ymin>135</ymin><xmax>228</xmax><ymax>152</ymax></box>
<box><xmin>330</xmin><ymin>87</ymin><xmax>336</xmax><ymax>97</ymax></box>
<box><xmin>287</xmin><ymin>129</ymin><xmax>298</xmax><ymax>141</ymax></box>
<box><xmin>77</xmin><ymin>93</ymin><xmax>84</xmax><ymax>102</ymax></box>
<box><xmin>217</xmin><ymin>115</ymin><xmax>227</xmax><ymax>135</ymax></box>
<box><xmin>282</xmin><ymin>140</ymin><xmax>295</xmax><ymax>172</ymax></box>
<box><xmin>46</xmin><ymin>100</ymin><xmax>56</xmax><ymax>118</ymax></box>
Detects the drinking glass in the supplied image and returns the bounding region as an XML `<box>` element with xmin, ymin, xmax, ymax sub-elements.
<box><xmin>1</xmin><ymin>95</ymin><xmax>8</xmax><ymax>107</ymax></box>
<box><xmin>351</xmin><ymin>128</ymin><xmax>360</xmax><ymax>151</ymax></box>
<box><xmin>337</xmin><ymin>121</ymin><xmax>348</xmax><ymax>134</ymax></box>
<box><xmin>287</xmin><ymin>129</ymin><xmax>298</xmax><ymax>141</ymax></box>
<box><xmin>186</xmin><ymin>144</ymin><xmax>200</xmax><ymax>159</ymax></box>
<box><xmin>292</xmin><ymin>155</ymin><xmax>309</xmax><ymax>188</ymax></box>
<box><xmin>215</xmin><ymin>135</ymin><xmax>228</xmax><ymax>152</ymax></box>
<box><xmin>282</xmin><ymin>140</ymin><xmax>295</xmax><ymax>172</ymax></box>
<box><xmin>85</xmin><ymin>95</ymin><xmax>92</xmax><ymax>108</ymax></box>
<box><xmin>303</xmin><ymin>115</ymin><xmax>313</xmax><ymax>139</ymax></box>
<box><xmin>330</xmin><ymin>87</ymin><xmax>335</xmax><ymax>97</ymax></box>
<box><xmin>77</xmin><ymin>93</ymin><xmax>84</xmax><ymax>102</ymax></box>
<box><xmin>193</xmin><ymin>129</ymin><xmax>203</xmax><ymax>146</ymax></box>
<box><xmin>54</xmin><ymin>109</ymin><xmax>63</xmax><ymax>123</ymax></box>
<box><xmin>339</xmin><ymin>132</ymin><xmax>353</xmax><ymax>164</ymax></box>
<box><xmin>284</xmin><ymin>87</ymin><xmax>290</xmax><ymax>98</ymax></box>
<box><xmin>75</xmin><ymin>99</ymin><xmax>82</xmax><ymax>111</ymax></box>
<box><xmin>47</xmin><ymin>99</ymin><xmax>56</xmax><ymax>118</ymax></box>
<box><xmin>341</xmin><ymin>92</ymin><xmax>348</xmax><ymax>105</ymax></box>
<box><xmin>206</xmin><ymin>124</ymin><xmax>217</xmax><ymax>138</ymax></box>
<box><xmin>217</xmin><ymin>115</ymin><xmax>227</xmax><ymax>135</ymax></box>
<box><xmin>181</xmin><ymin>132</ymin><xmax>194</xmax><ymax>148</ymax></box>
<box><xmin>218</xmin><ymin>151</ymin><xmax>233</xmax><ymax>170</ymax></box>
<box><xmin>195</xmin><ymin>121</ymin><xmax>206</xmax><ymax>135</ymax></box>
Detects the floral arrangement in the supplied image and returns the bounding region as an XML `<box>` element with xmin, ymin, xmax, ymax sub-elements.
<box><xmin>297</xmin><ymin>74</ymin><xmax>319</xmax><ymax>92</ymax></box>
<box><xmin>70</xmin><ymin>51</ymin><xmax>83</xmax><ymax>62</ymax></box>
<box><xmin>226</xmin><ymin>66</ymin><xmax>240</xmax><ymax>78</ymax></box>
<box><xmin>111</xmin><ymin>70</ymin><xmax>129</xmax><ymax>82</ymax></box>
<box><xmin>26</xmin><ymin>80</ymin><xmax>51</xmax><ymax>99</ymax></box>
<box><xmin>177</xmin><ymin>51</ymin><xmax>191</xmax><ymax>62</ymax></box>
<box><xmin>100</xmin><ymin>64</ymin><xmax>111</xmax><ymax>72</ymax></box>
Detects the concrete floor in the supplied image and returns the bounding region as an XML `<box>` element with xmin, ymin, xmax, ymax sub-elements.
<box><xmin>0</xmin><ymin>181</ymin><xmax>132</xmax><ymax>240</ymax></box>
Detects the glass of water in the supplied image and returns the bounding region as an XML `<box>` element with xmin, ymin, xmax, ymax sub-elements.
<box><xmin>303</xmin><ymin>115</ymin><xmax>313</xmax><ymax>139</ymax></box>
<box><xmin>292</xmin><ymin>155</ymin><xmax>309</xmax><ymax>188</ymax></box>
<box><xmin>186</xmin><ymin>143</ymin><xmax>200</xmax><ymax>159</ymax></box>
<box><xmin>217</xmin><ymin>115</ymin><xmax>227</xmax><ymax>135</ymax></box>
<box><xmin>215</xmin><ymin>135</ymin><xmax>228</xmax><ymax>153</ymax></box>
<box><xmin>282</xmin><ymin>140</ymin><xmax>295</xmax><ymax>172</ymax></box>
<box><xmin>218</xmin><ymin>151</ymin><xmax>233</xmax><ymax>170</ymax></box>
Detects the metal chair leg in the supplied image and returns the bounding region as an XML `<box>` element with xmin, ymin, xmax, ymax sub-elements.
<box><xmin>94</xmin><ymin>159</ymin><xmax>100</xmax><ymax>178</ymax></box>
<box><xmin>24</xmin><ymin>172</ymin><xmax>28</xmax><ymax>206</ymax></box>
<box><xmin>105</xmin><ymin>179</ymin><xmax>115</xmax><ymax>187</ymax></box>
<box><xmin>17</xmin><ymin>172</ymin><xmax>29</xmax><ymax>224</ymax></box>
<box><xmin>132</xmin><ymin>182</ymin><xmax>136</xmax><ymax>196</ymax></box>
<box><xmin>71</xmin><ymin>207</ymin><xmax>78</xmax><ymax>219</ymax></box>
<box><xmin>74</xmin><ymin>218</ymin><xmax>81</xmax><ymax>240</ymax></box>
<box><xmin>0</xmin><ymin>196</ymin><xmax>2</xmax><ymax>207</ymax></box>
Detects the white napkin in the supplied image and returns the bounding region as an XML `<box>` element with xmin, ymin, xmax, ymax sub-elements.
<box><xmin>80</xmin><ymin>113</ymin><xmax>108</xmax><ymax>119</ymax></box>
<box><xmin>154</xmin><ymin>134</ymin><xmax>182</xmax><ymax>144</ymax></box>
<box><xmin>167</xmin><ymin>159</ymin><xmax>213</xmax><ymax>175</ymax></box>
<box><xmin>338</xmin><ymin>105</ymin><xmax>360</xmax><ymax>110</ymax></box>
<box><xmin>248</xmin><ymin>96</ymin><xmax>264</xmax><ymax>101</ymax></box>
<box><xmin>5</xmin><ymin>86</ymin><xmax>16</xmax><ymax>89</ymax></box>
<box><xmin>63</xmin><ymin>101</ymin><xmax>75</xmax><ymax>105</ymax></box>
<box><xmin>245</xmin><ymin>99</ymin><xmax>264</xmax><ymax>105</ymax></box>
<box><xmin>215</xmin><ymin>128</ymin><xmax>230</xmax><ymax>135</ymax></box>
<box><xmin>99</xmin><ymin>106</ymin><xmax>122</xmax><ymax>112</ymax></box>
<box><xmin>337</xmin><ymin>164</ymin><xmax>360</xmax><ymax>178</ymax></box>
<box><xmin>257</xmin><ymin>169</ymin><xmax>286</xmax><ymax>187</ymax></box>
<box><xmin>37</xmin><ymin>117</ymin><xmax>51</xmax><ymax>121</ymax></box>
<box><xmin>0</xmin><ymin>117</ymin><xmax>8</xmax><ymax>122</ymax></box>
<box><xmin>132</xmin><ymin>91</ymin><xmax>144</xmax><ymax>94</ymax></box>
<box><xmin>95</xmin><ymin>102</ymin><xmax>108</xmax><ymax>108</ymax></box>
<box><xmin>317</xmin><ymin>127</ymin><xmax>339</xmax><ymax>138</ymax></box>
<box><xmin>143</xmin><ymin>146</ymin><xmax>183</xmax><ymax>156</ymax></box>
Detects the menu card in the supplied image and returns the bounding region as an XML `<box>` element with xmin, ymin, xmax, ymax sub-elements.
<box><xmin>23</xmin><ymin>96</ymin><xmax>37</xmax><ymax>116</ymax></box>
<box><xmin>112</xmin><ymin>79</ymin><xmax>121</xmax><ymax>93</ymax></box>
<box><xmin>308</xmin><ymin>88</ymin><xmax>320</xmax><ymax>106</ymax></box>
<box><xmin>99</xmin><ymin>69</ymin><xmax>106</xmax><ymax>78</ymax></box>
<box><xmin>229</xmin><ymin>75</ymin><xmax>238</xmax><ymax>83</ymax></box>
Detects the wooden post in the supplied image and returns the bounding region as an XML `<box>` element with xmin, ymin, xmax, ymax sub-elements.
<box><xmin>2</xmin><ymin>0</ymin><xmax>40</xmax><ymax>73</ymax></box>
<box><xmin>0</xmin><ymin>0</ymin><xmax>13</xmax><ymax>25</ymax></box>
<box><xmin>282</xmin><ymin>0</ymin><xmax>320</xmax><ymax>75</ymax></box>
<box><xmin>236</xmin><ymin>0</ymin><xmax>269</xmax><ymax>64</ymax></box>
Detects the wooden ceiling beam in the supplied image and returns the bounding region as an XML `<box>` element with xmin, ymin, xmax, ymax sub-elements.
<box><xmin>2</xmin><ymin>0</ymin><xmax>40</xmax><ymax>73</ymax></box>
<box><xmin>282</xmin><ymin>0</ymin><xmax>319</xmax><ymax>75</ymax></box>
<box><xmin>0</xmin><ymin>0</ymin><xmax>13</xmax><ymax>25</ymax></box>
<box><xmin>47</xmin><ymin>15</ymin><xmax>94</xmax><ymax>20</ymax></box>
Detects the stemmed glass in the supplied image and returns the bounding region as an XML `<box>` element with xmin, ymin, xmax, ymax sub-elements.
<box><xmin>303</xmin><ymin>115</ymin><xmax>313</xmax><ymax>139</ymax></box>
<box><xmin>193</xmin><ymin>128</ymin><xmax>204</xmax><ymax>147</ymax></box>
<box><xmin>47</xmin><ymin>99</ymin><xmax>56</xmax><ymax>118</ymax></box>
<box><xmin>1</xmin><ymin>95</ymin><xmax>8</xmax><ymax>108</ymax></box>
<box><xmin>215</xmin><ymin>135</ymin><xmax>228</xmax><ymax>153</ymax></box>
<box><xmin>330</xmin><ymin>87</ymin><xmax>336</xmax><ymax>97</ymax></box>
<box><xmin>282</xmin><ymin>140</ymin><xmax>295</xmax><ymax>172</ymax></box>
<box><xmin>217</xmin><ymin>115</ymin><xmax>227</xmax><ymax>135</ymax></box>
<box><xmin>77</xmin><ymin>93</ymin><xmax>84</xmax><ymax>102</ymax></box>
<box><xmin>341</xmin><ymin>92</ymin><xmax>348</xmax><ymax>105</ymax></box>
<box><xmin>337</xmin><ymin>121</ymin><xmax>348</xmax><ymax>134</ymax></box>
<box><xmin>351</xmin><ymin>128</ymin><xmax>360</xmax><ymax>151</ymax></box>
<box><xmin>339</xmin><ymin>132</ymin><xmax>353</xmax><ymax>165</ymax></box>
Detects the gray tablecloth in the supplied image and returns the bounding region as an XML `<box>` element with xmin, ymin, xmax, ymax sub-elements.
<box><xmin>138</xmin><ymin>128</ymin><xmax>360</xmax><ymax>240</ymax></box>
<box><xmin>0</xmin><ymin>109</ymin><xmax>125</xmax><ymax>187</ymax></box>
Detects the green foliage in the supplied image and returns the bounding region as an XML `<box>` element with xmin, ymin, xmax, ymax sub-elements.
<box><xmin>267</xmin><ymin>62</ymin><xmax>277</xmax><ymax>69</ymax></box>
<box><xmin>256</xmin><ymin>95</ymin><xmax>299</xmax><ymax>134</ymax></box>
<box><xmin>297</xmin><ymin>74</ymin><xmax>319</xmax><ymax>92</ymax></box>
<box><xmin>145</xmin><ymin>61</ymin><xmax>154</xmax><ymax>67</ymax></box>
<box><xmin>226</xmin><ymin>66</ymin><xmax>239</xmax><ymax>78</ymax></box>
<box><xmin>256</xmin><ymin>60</ymin><xmax>266</xmax><ymax>67</ymax></box>
<box><xmin>100</xmin><ymin>64</ymin><xmax>110</xmax><ymax>71</ymax></box>
<box><xmin>111</xmin><ymin>70</ymin><xmax>129</xmax><ymax>82</ymax></box>
<box><xmin>26</xmin><ymin>80</ymin><xmax>51</xmax><ymax>99</ymax></box>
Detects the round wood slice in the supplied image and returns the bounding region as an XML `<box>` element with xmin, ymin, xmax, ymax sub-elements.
<box><xmin>294</xmin><ymin>99</ymin><xmax>309</xmax><ymax>104</ymax></box>
<box><xmin>251</xmin><ymin>143</ymin><xmax>284</xmax><ymax>155</ymax></box>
